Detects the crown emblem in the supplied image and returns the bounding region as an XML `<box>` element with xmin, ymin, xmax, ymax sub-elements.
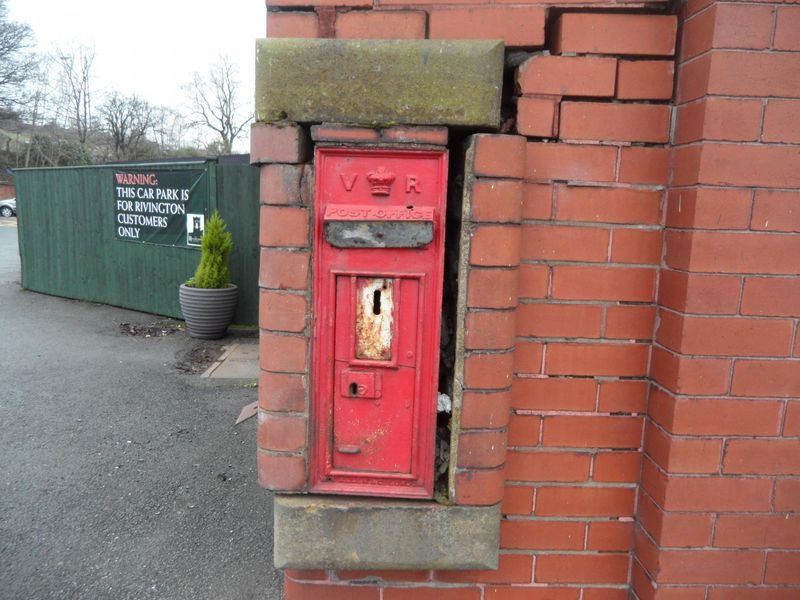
<box><xmin>366</xmin><ymin>166</ymin><xmax>395</xmax><ymax>196</ymax></box>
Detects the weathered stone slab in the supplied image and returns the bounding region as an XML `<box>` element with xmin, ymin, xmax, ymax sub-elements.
<box><xmin>255</xmin><ymin>39</ymin><xmax>504</xmax><ymax>128</ymax></box>
<box><xmin>273</xmin><ymin>495</ymin><xmax>501</xmax><ymax>570</ymax></box>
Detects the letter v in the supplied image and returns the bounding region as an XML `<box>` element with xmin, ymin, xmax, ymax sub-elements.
<box><xmin>340</xmin><ymin>173</ymin><xmax>358</xmax><ymax>191</ymax></box>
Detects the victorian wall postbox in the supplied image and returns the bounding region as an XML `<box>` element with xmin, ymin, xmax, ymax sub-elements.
<box><xmin>311</xmin><ymin>147</ymin><xmax>448</xmax><ymax>499</ymax></box>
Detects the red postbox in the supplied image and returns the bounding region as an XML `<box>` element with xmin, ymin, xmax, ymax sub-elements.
<box><xmin>311</xmin><ymin>147</ymin><xmax>448</xmax><ymax>499</ymax></box>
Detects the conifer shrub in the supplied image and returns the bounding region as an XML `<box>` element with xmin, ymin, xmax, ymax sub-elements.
<box><xmin>186</xmin><ymin>210</ymin><xmax>233</xmax><ymax>289</ymax></box>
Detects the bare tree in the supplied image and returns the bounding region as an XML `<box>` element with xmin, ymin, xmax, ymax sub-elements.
<box><xmin>0</xmin><ymin>0</ymin><xmax>36</xmax><ymax>111</ymax></box>
<box><xmin>56</xmin><ymin>45</ymin><xmax>94</xmax><ymax>146</ymax></box>
<box><xmin>185</xmin><ymin>56</ymin><xmax>251</xmax><ymax>154</ymax></box>
<box><xmin>98</xmin><ymin>92</ymin><xmax>154</xmax><ymax>160</ymax></box>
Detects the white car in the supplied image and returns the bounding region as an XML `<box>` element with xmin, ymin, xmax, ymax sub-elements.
<box><xmin>0</xmin><ymin>198</ymin><xmax>16</xmax><ymax>217</ymax></box>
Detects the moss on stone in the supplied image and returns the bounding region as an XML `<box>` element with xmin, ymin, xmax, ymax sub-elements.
<box><xmin>255</xmin><ymin>39</ymin><xmax>504</xmax><ymax>128</ymax></box>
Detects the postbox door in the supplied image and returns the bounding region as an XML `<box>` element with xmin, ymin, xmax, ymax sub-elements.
<box><xmin>311</xmin><ymin>147</ymin><xmax>447</xmax><ymax>499</ymax></box>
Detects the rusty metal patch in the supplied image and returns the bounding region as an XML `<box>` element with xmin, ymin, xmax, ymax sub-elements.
<box><xmin>324</xmin><ymin>221</ymin><xmax>433</xmax><ymax>248</ymax></box>
<box><xmin>355</xmin><ymin>278</ymin><xmax>394</xmax><ymax>361</ymax></box>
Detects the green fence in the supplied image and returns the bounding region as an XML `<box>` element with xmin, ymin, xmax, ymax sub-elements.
<box><xmin>15</xmin><ymin>159</ymin><xmax>259</xmax><ymax>324</ymax></box>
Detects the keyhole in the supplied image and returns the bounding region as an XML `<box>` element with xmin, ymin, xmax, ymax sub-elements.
<box><xmin>349</xmin><ymin>382</ymin><xmax>358</xmax><ymax>396</ymax></box>
<box><xmin>373</xmin><ymin>289</ymin><xmax>381</xmax><ymax>315</ymax></box>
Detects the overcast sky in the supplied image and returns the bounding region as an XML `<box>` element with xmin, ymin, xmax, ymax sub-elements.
<box><xmin>7</xmin><ymin>0</ymin><xmax>266</xmax><ymax>151</ymax></box>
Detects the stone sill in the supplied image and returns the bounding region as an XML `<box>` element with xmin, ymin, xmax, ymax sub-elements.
<box><xmin>273</xmin><ymin>495</ymin><xmax>501</xmax><ymax>570</ymax></box>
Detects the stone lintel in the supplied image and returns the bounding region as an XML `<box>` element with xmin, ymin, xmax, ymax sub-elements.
<box><xmin>255</xmin><ymin>39</ymin><xmax>504</xmax><ymax>128</ymax></box>
<box><xmin>273</xmin><ymin>494</ymin><xmax>501</xmax><ymax>570</ymax></box>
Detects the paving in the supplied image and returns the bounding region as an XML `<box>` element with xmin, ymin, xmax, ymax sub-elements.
<box><xmin>0</xmin><ymin>218</ymin><xmax>282</xmax><ymax>600</ymax></box>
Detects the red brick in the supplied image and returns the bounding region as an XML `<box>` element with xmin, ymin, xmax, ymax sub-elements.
<box><xmin>257</xmin><ymin>452</ymin><xmax>305</xmax><ymax>491</ymax></box>
<box><xmin>676</xmin><ymin>53</ymin><xmax>713</xmax><ymax>105</ymax></box>
<box><xmin>380</xmin><ymin>126</ymin><xmax>448</xmax><ymax>145</ymax></box>
<box><xmin>474</xmin><ymin>135</ymin><xmax>526</xmax><ymax>179</ymax></box>
<box><xmin>486</xmin><ymin>587</ymin><xmax>579</xmax><ymax>600</ymax></box>
<box><xmin>267</xmin><ymin>0</ymin><xmax>369</xmax><ymax>6</ymax></box>
<box><xmin>259</xmin><ymin>290</ymin><xmax>307</xmax><ymax>333</ymax></box>
<box><xmin>617</xmin><ymin>60</ymin><xmax>674</xmax><ymax>100</ymax></box>
<box><xmin>536</xmin><ymin>486</ymin><xmax>635</xmax><ymax>517</ymax></box>
<box><xmin>516</xmin><ymin>303</ymin><xmax>602</xmax><ymax>338</ymax></box>
<box><xmin>594</xmin><ymin>451</ymin><xmax>641</xmax><ymax>483</ymax></box>
<box><xmin>520</xmin><ymin>224</ymin><xmax>609</xmax><ymax>262</ymax></box>
<box><xmin>765</xmin><ymin>552</ymin><xmax>800</xmax><ymax>584</ymax></box>
<box><xmin>638</xmin><ymin>491</ymin><xmax>714</xmax><ymax>548</ymax></box>
<box><xmin>582</xmin><ymin>590</ymin><xmax>628</xmax><ymax>600</ymax></box>
<box><xmin>546</xmin><ymin>343</ymin><xmax>649</xmax><ymax>377</ymax></box>
<box><xmin>517</xmin><ymin>55</ymin><xmax>617</xmax><ymax>97</ymax></box>
<box><xmin>556</xmin><ymin>185</ymin><xmax>662</xmax><ymax>225</ymax></box>
<box><xmin>465</xmin><ymin>310</ymin><xmax>516</xmax><ymax>350</ymax></box>
<box><xmin>429</xmin><ymin>6</ymin><xmax>545</xmax><ymax>47</ymax></box>
<box><xmin>751</xmin><ymin>189</ymin><xmax>800</xmax><ymax>233</ymax></box>
<box><xmin>658</xmin><ymin>312</ymin><xmax>795</xmax><ymax>357</ymax></box>
<box><xmin>671</xmin><ymin>145</ymin><xmax>703</xmax><ymax>188</ymax></box>
<box><xmin>724</xmin><ymin>439</ymin><xmax>800</xmax><ymax>475</ymax></box>
<box><xmin>384</xmin><ymin>588</ymin><xmax>480</xmax><ymax>600</ymax></box>
<box><xmin>522</xmin><ymin>183</ymin><xmax>553</xmax><ymax>220</ymax></box>
<box><xmin>260</xmin><ymin>206</ymin><xmax>310</xmax><ymax>248</ymax></box>
<box><xmin>500</xmin><ymin>519</ymin><xmax>584</xmax><ymax>550</ymax></box>
<box><xmin>511</xmin><ymin>377</ymin><xmax>597</xmax><ymax>412</ymax></box>
<box><xmin>535</xmin><ymin>553</ymin><xmax>630</xmax><ymax>584</ymax></box>
<box><xmin>675</xmin><ymin>98</ymin><xmax>763</xmax><ymax>144</ymax></box>
<box><xmin>715</xmin><ymin>515</ymin><xmax>800</xmax><ymax>549</ymax></box>
<box><xmin>552</xmin><ymin>14</ymin><xmax>677</xmax><ymax>56</ymax></box>
<box><xmin>785</xmin><ymin>401</ymin><xmax>800</xmax><ymax>436</ymax></box>
<box><xmin>713</xmin><ymin>3</ymin><xmax>774</xmax><ymax>50</ymax></box>
<box><xmin>513</xmin><ymin>341</ymin><xmax>544</xmax><ymax>374</ymax></box>
<box><xmin>552</xmin><ymin>266</ymin><xmax>656</xmax><ymax>302</ymax></box>
<box><xmin>284</xmin><ymin>579</ymin><xmax>379</xmax><ymax>599</ymax></box>
<box><xmin>339</xmin><ymin>570</ymin><xmax>429</xmax><ymax>582</ymax></box>
<box><xmin>665</xmin><ymin>187</ymin><xmax>752</xmax><ymax>230</ymax></box>
<box><xmin>259</xmin><ymin>370</ymin><xmax>306</xmax><ymax>412</ymax></box>
<box><xmin>260</xmin><ymin>332</ymin><xmax>307</xmax><ymax>373</ymax></box>
<box><xmin>458</xmin><ymin>430</ymin><xmax>507</xmax><ymax>469</ymax></box>
<box><xmin>618</xmin><ymin>146</ymin><xmax>669</xmax><ymax>185</ymax></box>
<box><xmin>679</xmin><ymin>5</ymin><xmax>716</xmax><ymax>60</ymax></box>
<box><xmin>774</xmin><ymin>6</ymin><xmax>800</xmax><ymax>51</ymax></box>
<box><xmin>464</xmin><ymin>352</ymin><xmax>514</xmax><ymax>390</ymax></box>
<box><xmin>709</xmin><ymin>591</ymin><xmax>800</xmax><ymax>600</ymax></box>
<box><xmin>661</xmin><ymin>397</ymin><xmax>783</xmax><ymax>437</ymax></box>
<box><xmin>516</xmin><ymin>96</ymin><xmax>558</xmax><ymax>138</ymax></box>
<box><xmin>436</xmin><ymin>553</ymin><xmax>533</xmax><ymax>584</ymax></box>
<box><xmin>644</xmin><ymin>422</ymin><xmax>721</xmax><ymax>474</ymax></box>
<box><xmin>507</xmin><ymin>414</ymin><xmax>541</xmax><ymax>447</ymax></box>
<box><xmin>335</xmin><ymin>10</ymin><xmax>425</xmax><ymax>39</ymax></box>
<box><xmin>267</xmin><ymin>11</ymin><xmax>319</xmax><ymax>38</ymax></box>
<box><xmin>732</xmin><ymin>360</ymin><xmax>800</xmax><ymax>398</ymax></box>
<box><xmin>461</xmin><ymin>390</ymin><xmax>511</xmax><ymax>430</ymax></box>
<box><xmin>506</xmin><ymin>451</ymin><xmax>591</xmax><ymax>482</ymax></box>
<box><xmin>657</xmin><ymin>550</ymin><xmax>764</xmax><ymax>584</ymax></box>
<box><xmin>502</xmin><ymin>486</ymin><xmax>533</xmax><ymax>516</ymax></box>
<box><xmin>775</xmin><ymin>479</ymin><xmax>800</xmax><ymax>512</ymax></box>
<box><xmin>542</xmin><ymin>415</ymin><xmax>643</xmax><ymax>449</ymax></box>
<box><xmin>310</xmin><ymin>124</ymin><xmax>378</xmax><ymax>143</ymax></box>
<box><xmin>588</xmin><ymin>521</ymin><xmax>634</xmax><ymax>552</ymax></box>
<box><xmin>285</xmin><ymin>570</ymin><xmax>326</xmax><ymax>581</ymax></box>
<box><xmin>250</xmin><ymin>123</ymin><xmax>308</xmax><ymax>164</ymax></box>
<box><xmin>605</xmin><ymin>305</ymin><xmax>656</xmax><ymax>340</ymax></box>
<box><xmin>707</xmin><ymin>51</ymin><xmax>800</xmax><ymax>99</ymax></box>
<box><xmin>598</xmin><ymin>380</ymin><xmax>648</xmax><ymax>413</ymax></box>
<box><xmin>650</xmin><ymin>347</ymin><xmax>731</xmax><ymax>395</ymax></box>
<box><xmin>518</xmin><ymin>264</ymin><xmax>549</xmax><ymax>298</ymax></box>
<box><xmin>467</xmin><ymin>268</ymin><xmax>519</xmax><ymax>309</ymax></box>
<box><xmin>471</xmin><ymin>179</ymin><xmax>524</xmax><ymax>223</ymax></box>
<box><xmin>666</xmin><ymin>230</ymin><xmax>800</xmax><ymax>275</ymax></box>
<box><xmin>527</xmin><ymin>142</ymin><xmax>617</xmax><ymax>183</ymax></box>
<box><xmin>611</xmin><ymin>229</ymin><xmax>662</xmax><ymax>265</ymax></box>
<box><xmin>741</xmin><ymin>277</ymin><xmax>800</xmax><ymax>317</ymax></box>
<box><xmin>258</xmin><ymin>413</ymin><xmax>306</xmax><ymax>452</ymax></box>
<box><xmin>454</xmin><ymin>467</ymin><xmax>506</xmax><ymax>506</ymax></box>
<box><xmin>260</xmin><ymin>248</ymin><xmax>309</xmax><ymax>291</ymax></box>
<box><xmin>657</xmin><ymin>270</ymin><xmax>741</xmax><ymax>315</ymax></box>
<box><xmin>659</xmin><ymin>475</ymin><xmax>773</xmax><ymax>512</ymax></box>
<box><xmin>559</xmin><ymin>102</ymin><xmax>671</xmax><ymax>144</ymax></box>
<box><xmin>260</xmin><ymin>163</ymin><xmax>304</xmax><ymax>206</ymax></box>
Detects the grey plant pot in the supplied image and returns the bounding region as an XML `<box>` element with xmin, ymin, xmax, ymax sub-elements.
<box><xmin>179</xmin><ymin>283</ymin><xmax>239</xmax><ymax>340</ymax></box>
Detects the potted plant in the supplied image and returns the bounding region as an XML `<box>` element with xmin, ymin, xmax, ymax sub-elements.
<box><xmin>179</xmin><ymin>210</ymin><xmax>238</xmax><ymax>339</ymax></box>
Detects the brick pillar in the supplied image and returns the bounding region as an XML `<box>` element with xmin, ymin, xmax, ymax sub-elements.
<box><xmin>632</xmin><ymin>2</ymin><xmax>800</xmax><ymax>598</ymax></box>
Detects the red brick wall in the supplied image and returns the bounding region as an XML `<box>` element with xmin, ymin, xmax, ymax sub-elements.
<box><xmin>632</xmin><ymin>3</ymin><xmax>800</xmax><ymax>598</ymax></box>
<box><xmin>256</xmin><ymin>0</ymin><xmax>800</xmax><ymax>597</ymax></box>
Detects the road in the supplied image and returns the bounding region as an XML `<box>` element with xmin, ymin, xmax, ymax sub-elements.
<box><xmin>0</xmin><ymin>217</ymin><xmax>281</xmax><ymax>599</ymax></box>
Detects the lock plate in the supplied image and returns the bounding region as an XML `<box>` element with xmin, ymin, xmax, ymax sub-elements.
<box><xmin>340</xmin><ymin>370</ymin><xmax>382</xmax><ymax>399</ymax></box>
